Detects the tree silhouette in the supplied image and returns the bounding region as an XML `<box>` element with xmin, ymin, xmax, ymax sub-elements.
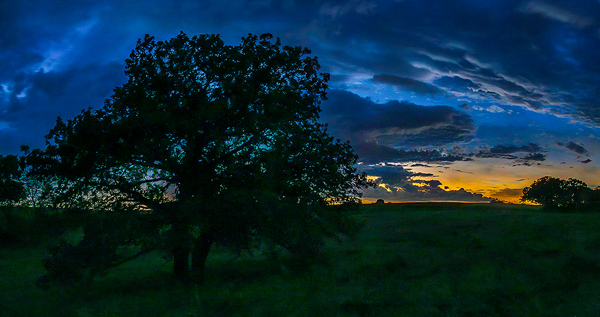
<box><xmin>521</xmin><ymin>176</ymin><xmax>598</xmax><ymax>212</ymax></box>
<box><xmin>0</xmin><ymin>154</ymin><xmax>25</xmax><ymax>246</ymax></box>
<box><xmin>30</xmin><ymin>32</ymin><xmax>370</xmax><ymax>286</ymax></box>
<box><xmin>0</xmin><ymin>154</ymin><xmax>25</xmax><ymax>205</ymax></box>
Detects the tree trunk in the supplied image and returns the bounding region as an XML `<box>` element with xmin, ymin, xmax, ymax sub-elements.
<box><xmin>173</xmin><ymin>247</ymin><xmax>190</xmax><ymax>282</ymax></box>
<box><xmin>191</xmin><ymin>230</ymin><xmax>215</xmax><ymax>283</ymax></box>
<box><xmin>171</xmin><ymin>221</ymin><xmax>191</xmax><ymax>283</ymax></box>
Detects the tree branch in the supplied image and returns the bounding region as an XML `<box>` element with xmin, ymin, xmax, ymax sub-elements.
<box><xmin>106</xmin><ymin>247</ymin><xmax>157</xmax><ymax>270</ymax></box>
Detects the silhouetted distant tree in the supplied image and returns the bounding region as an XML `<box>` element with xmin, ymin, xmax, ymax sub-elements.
<box><xmin>0</xmin><ymin>154</ymin><xmax>24</xmax><ymax>205</ymax></box>
<box><xmin>521</xmin><ymin>176</ymin><xmax>598</xmax><ymax>212</ymax></box>
<box><xmin>29</xmin><ymin>32</ymin><xmax>370</xmax><ymax>287</ymax></box>
<box><xmin>0</xmin><ymin>154</ymin><xmax>25</xmax><ymax>245</ymax></box>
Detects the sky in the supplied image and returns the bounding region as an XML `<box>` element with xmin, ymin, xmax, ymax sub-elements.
<box><xmin>2</xmin><ymin>0</ymin><xmax>600</xmax><ymax>203</ymax></box>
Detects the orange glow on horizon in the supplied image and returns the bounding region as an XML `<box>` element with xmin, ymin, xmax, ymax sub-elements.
<box><xmin>362</xmin><ymin>158</ymin><xmax>599</xmax><ymax>204</ymax></box>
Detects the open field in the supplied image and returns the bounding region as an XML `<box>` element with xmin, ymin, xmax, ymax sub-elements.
<box><xmin>3</xmin><ymin>202</ymin><xmax>600</xmax><ymax>316</ymax></box>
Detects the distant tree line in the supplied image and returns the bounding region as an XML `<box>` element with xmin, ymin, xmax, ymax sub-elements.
<box><xmin>521</xmin><ymin>176</ymin><xmax>600</xmax><ymax>212</ymax></box>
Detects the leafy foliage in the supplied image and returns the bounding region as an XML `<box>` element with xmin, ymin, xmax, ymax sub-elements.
<box><xmin>0</xmin><ymin>154</ymin><xmax>25</xmax><ymax>205</ymax></box>
<box><xmin>36</xmin><ymin>211</ymin><xmax>162</xmax><ymax>289</ymax></box>
<box><xmin>30</xmin><ymin>32</ymin><xmax>370</xmax><ymax>286</ymax></box>
<box><xmin>521</xmin><ymin>176</ymin><xmax>600</xmax><ymax>212</ymax></box>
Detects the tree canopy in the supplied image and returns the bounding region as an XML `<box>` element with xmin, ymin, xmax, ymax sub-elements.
<box><xmin>521</xmin><ymin>176</ymin><xmax>600</xmax><ymax>212</ymax></box>
<box><xmin>30</xmin><ymin>32</ymin><xmax>370</xmax><ymax>286</ymax></box>
<box><xmin>0</xmin><ymin>154</ymin><xmax>25</xmax><ymax>205</ymax></box>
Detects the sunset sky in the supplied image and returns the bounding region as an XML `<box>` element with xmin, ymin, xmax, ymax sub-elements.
<box><xmin>2</xmin><ymin>0</ymin><xmax>600</xmax><ymax>203</ymax></box>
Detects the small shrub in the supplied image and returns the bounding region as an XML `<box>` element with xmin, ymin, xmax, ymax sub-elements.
<box><xmin>35</xmin><ymin>242</ymin><xmax>91</xmax><ymax>290</ymax></box>
<box><xmin>36</xmin><ymin>213</ymin><xmax>159</xmax><ymax>289</ymax></box>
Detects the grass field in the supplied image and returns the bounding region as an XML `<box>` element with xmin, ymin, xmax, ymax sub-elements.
<box><xmin>3</xmin><ymin>202</ymin><xmax>600</xmax><ymax>316</ymax></box>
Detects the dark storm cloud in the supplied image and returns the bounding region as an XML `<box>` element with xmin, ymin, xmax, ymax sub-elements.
<box><xmin>363</xmin><ymin>175</ymin><xmax>492</xmax><ymax>203</ymax></box>
<box><xmin>411</xmin><ymin>163</ymin><xmax>431</xmax><ymax>168</ymax></box>
<box><xmin>361</xmin><ymin>164</ymin><xmax>490</xmax><ymax>202</ymax></box>
<box><xmin>0</xmin><ymin>63</ymin><xmax>125</xmax><ymax>153</ymax></box>
<box><xmin>562</xmin><ymin>141</ymin><xmax>589</xmax><ymax>155</ymax></box>
<box><xmin>0</xmin><ymin>0</ymin><xmax>317</xmax><ymax>154</ymax></box>
<box><xmin>521</xmin><ymin>153</ymin><xmax>546</xmax><ymax>161</ymax></box>
<box><xmin>473</xmin><ymin>143</ymin><xmax>547</xmax><ymax>165</ymax></box>
<box><xmin>494</xmin><ymin>151</ymin><xmax>547</xmax><ymax>166</ymax></box>
<box><xmin>322</xmin><ymin>90</ymin><xmax>476</xmax><ymax>143</ymax></box>
<box><xmin>416</xmin><ymin>179</ymin><xmax>443</xmax><ymax>188</ymax></box>
<box><xmin>372</xmin><ymin>74</ymin><xmax>445</xmax><ymax>97</ymax></box>
<box><xmin>0</xmin><ymin>1</ymin><xmax>110</xmax><ymax>75</ymax></box>
<box><xmin>489</xmin><ymin>143</ymin><xmax>542</xmax><ymax>154</ymax></box>
<box><xmin>475</xmin><ymin>143</ymin><xmax>544</xmax><ymax>158</ymax></box>
<box><xmin>353</xmin><ymin>142</ymin><xmax>468</xmax><ymax>164</ymax></box>
<box><xmin>306</xmin><ymin>0</ymin><xmax>600</xmax><ymax>125</ymax></box>
<box><xmin>458</xmin><ymin>103</ymin><xmax>470</xmax><ymax>110</ymax></box>
<box><xmin>321</xmin><ymin>89</ymin><xmax>475</xmax><ymax>163</ymax></box>
<box><xmin>514</xmin><ymin>152</ymin><xmax>546</xmax><ymax>166</ymax></box>
<box><xmin>364</xmin><ymin>164</ymin><xmax>428</xmax><ymax>188</ymax></box>
<box><xmin>3</xmin><ymin>0</ymin><xmax>600</xmax><ymax>152</ymax></box>
<box><xmin>476</xmin><ymin>153</ymin><xmax>518</xmax><ymax>160</ymax></box>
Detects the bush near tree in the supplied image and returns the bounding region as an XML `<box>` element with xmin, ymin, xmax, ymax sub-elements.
<box><xmin>24</xmin><ymin>32</ymin><xmax>371</xmax><ymax>288</ymax></box>
<box><xmin>521</xmin><ymin>176</ymin><xmax>600</xmax><ymax>212</ymax></box>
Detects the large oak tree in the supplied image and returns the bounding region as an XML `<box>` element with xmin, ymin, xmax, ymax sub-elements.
<box><xmin>31</xmin><ymin>32</ymin><xmax>370</xmax><ymax>286</ymax></box>
<box><xmin>521</xmin><ymin>176</ymin><xmax>599</xmax><ymax>212</ymax></box>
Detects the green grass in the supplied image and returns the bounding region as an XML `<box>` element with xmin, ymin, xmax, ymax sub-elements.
<box><xmin>4</xmin><ymin>202</ymin><xmax>600</xmax><ymax>316</ymax></box>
